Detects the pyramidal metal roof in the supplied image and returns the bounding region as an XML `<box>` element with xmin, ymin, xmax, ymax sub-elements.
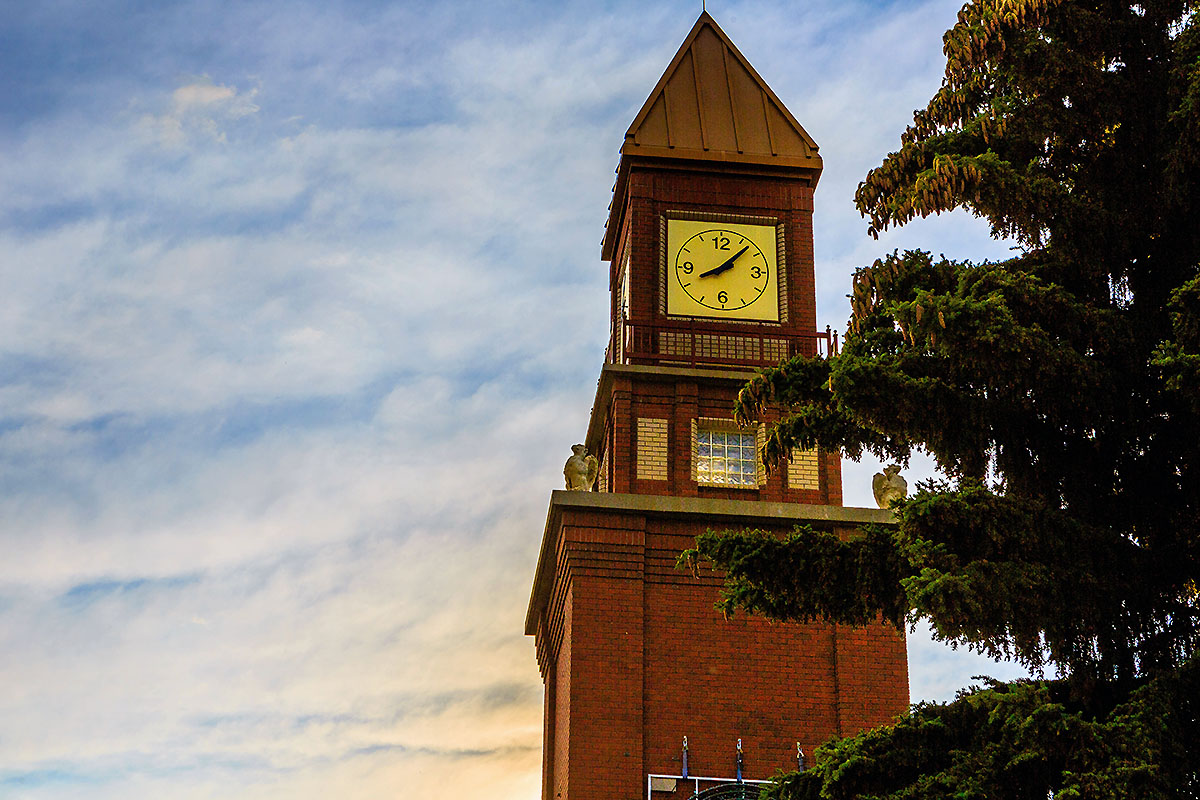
<box><xmin>621</xmin><ymin>11</ymin><xmax>822</xmax><ymax>170</ymax></box>
<box><xmin>601</xmin><ymin>13</ymin><xmax>823</xmax><ymax>259</ymax></box>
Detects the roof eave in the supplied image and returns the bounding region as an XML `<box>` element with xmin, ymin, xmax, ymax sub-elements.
<box><xmin>600</xmin><ymin>149</ymin><xmax>823</xmax><ymax>261</ymax></box>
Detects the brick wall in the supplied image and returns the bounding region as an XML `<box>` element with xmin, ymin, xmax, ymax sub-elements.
<box><xmin>532</xmin><ymin>501</ymin><xmax>909</xmax><ymax>800</ymax></box>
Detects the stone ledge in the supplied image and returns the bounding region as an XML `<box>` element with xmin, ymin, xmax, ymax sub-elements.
<box><xmin>548</xmin><ymin>489</ymin><xmax>893</xmax><ymax>525</ymax></box>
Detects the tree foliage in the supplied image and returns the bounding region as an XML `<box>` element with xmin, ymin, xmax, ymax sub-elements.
<box><xmin>684</xmin><ymin>0</ymin><xmax>1200</xmax><ymax>796</ymax></box>
<box><xmin>765</xmin><ymin>658</ymin><xmax>1200</xmax><ymax>800</ymax></box>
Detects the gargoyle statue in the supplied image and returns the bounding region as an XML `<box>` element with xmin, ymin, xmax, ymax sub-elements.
<box><xmin>872</xmin><ymin>464</ymin><xmax>907</xmax><ymax>509</ymax></box>
<box><xmin>564</xmin><ymin>444</ymin><xmax>599</xmax><ymax>491</ymax></box>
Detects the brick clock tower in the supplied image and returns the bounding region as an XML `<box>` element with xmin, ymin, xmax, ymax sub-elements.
<box><xmin>525</xmin><ymin>14</ymin><xmax>908</xmax><ymax>800</ymax></box>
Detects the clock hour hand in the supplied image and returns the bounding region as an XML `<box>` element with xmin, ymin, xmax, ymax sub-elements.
<box><xmin>699</xmin><ymin>245</ymin><xmax>749</xmax><ymax>278</ymax></box>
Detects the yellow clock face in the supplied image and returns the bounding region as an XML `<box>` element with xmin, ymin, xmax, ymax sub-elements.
<box><xmin>666</xmin><ymin>220</ymin><xmax>780</xmax><ymax>321</ymax></box>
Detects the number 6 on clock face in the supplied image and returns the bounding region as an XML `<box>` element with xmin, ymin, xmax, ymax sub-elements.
<box><xmin>665</xmin><ymin>219</ymin><xmax>780</xmax><ymax>321</ymax></box>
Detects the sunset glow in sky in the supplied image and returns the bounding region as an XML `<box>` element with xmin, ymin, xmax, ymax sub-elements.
<box><xmin>1</xmin><ymin>2</ymin><xmax>1027</xmax><ymax>797</ymax></box>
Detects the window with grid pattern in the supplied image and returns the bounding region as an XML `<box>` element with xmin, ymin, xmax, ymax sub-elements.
<box><xmin>696</xmin><ymin>428</ymin><xmax>759</xmax><ymax>486</ymax></box>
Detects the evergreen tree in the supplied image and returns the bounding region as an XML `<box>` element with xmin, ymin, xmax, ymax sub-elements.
<box><xmin>683</xmin><ymin>0</ymin><xmax>1200</xmax><ymax>795</ymax></box>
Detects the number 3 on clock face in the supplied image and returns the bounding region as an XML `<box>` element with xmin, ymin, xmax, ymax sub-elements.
<box><xmin>665</xmin><ymin>219</ymin><xmax>780</xmax><ymax>321</ymax></box>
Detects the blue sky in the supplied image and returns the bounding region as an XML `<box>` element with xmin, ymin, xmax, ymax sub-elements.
<box><xmin>0</xmin><ymin>1</ymin><xmax>1026</xmax><ymax>798</ymax></box>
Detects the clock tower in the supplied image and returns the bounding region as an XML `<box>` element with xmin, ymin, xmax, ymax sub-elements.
<box><xmin>526</xmin><ymin>14</ymin><xmax>908</xmax><ymax>800</ymax></box>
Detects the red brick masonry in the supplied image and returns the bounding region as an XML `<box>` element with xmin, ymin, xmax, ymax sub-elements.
<box><xmin>583</xmin><ymin>363</ymin><xmax>842</xmax><ymax>504</ymax></box>
<box><xmin>526</xmin><ymin>492</ymin><xmax>909</xmax><ymax>800</ymax></box>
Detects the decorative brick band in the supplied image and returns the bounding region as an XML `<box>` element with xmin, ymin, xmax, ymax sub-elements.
<box><xmin>787</xmin><ymin>448</ymin><xmax>820</xmax><ymax>491</ymax></box>
<box><xmin>636</xmin><ymin>418</ymin><xmax>669</xmax><ymax>481</ymax></box>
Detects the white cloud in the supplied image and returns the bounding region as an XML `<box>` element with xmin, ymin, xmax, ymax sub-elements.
<box><xmin>139</xmin><ymin>78</ymin><xmax>260</xmax><ymax>146</ymax></box>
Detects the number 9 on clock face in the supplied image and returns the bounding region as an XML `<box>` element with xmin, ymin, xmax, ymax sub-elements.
<box><xmin>666</xmin><ymin>219</ymin><xmax>780</xmax><ymax>321</ymax></box>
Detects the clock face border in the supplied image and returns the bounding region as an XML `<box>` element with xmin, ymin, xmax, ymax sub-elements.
<box><xmin>662</xmin><ymin>215</ymin><xmax>785</xmax><ymax>322</ymax></box>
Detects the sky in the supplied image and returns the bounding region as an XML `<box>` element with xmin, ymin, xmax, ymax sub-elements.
<box><xmin>0</xmin><ymin>1</ymin><xmax>1029</xmax><ymax>798</ymax></box>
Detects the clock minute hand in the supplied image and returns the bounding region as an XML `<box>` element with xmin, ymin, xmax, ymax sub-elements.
<box><xmin>699</xmin><ymin>245</ymin><xmax>749</xmax><ymax>278</ymax></box>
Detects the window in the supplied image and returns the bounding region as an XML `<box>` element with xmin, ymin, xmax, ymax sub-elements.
<box><xmin>692</xmin><ymin>419</ymin><xmax>763</xmax><ymax>488</ymax></box>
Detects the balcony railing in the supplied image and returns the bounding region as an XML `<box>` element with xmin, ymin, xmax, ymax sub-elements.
<box><xmin>612</xmin><ymin>317</ymin><xmax>838</xmax><ymax>369</ymax></box>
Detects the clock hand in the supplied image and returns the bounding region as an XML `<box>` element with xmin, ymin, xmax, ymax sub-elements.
<box><xmin>699</xmin><ymin>245</ymin><xmax>749</xmax><ymax>278</ymax></box>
